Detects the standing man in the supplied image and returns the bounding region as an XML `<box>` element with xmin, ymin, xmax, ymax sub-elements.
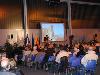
<box><xmin>45</xmin><ymin>35</ymin><xmax>49</xmax><ymax>42</ymax></box>
<box><xmin>24</xmin><ymin>34</ymin><xmax>30</xmax><ymax>46</ymax></box>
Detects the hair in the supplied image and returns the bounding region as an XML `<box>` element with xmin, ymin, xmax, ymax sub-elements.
<box><xmin>9</xmin><ymin>58</ymin><xmax>16</xmax><ymax>69</ymax></box>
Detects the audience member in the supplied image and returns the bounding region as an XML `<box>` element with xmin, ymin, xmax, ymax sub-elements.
<box><xmin>81</xmin><ymin>47</ymin><xmax>98</xmax><ymax>67</ymax></box>
<box><xmin>76</xmin><ymin>44</ymin><xmax>86</xmax><ymax>57</ymax></box>
<box><xmin>55</xmin><ymin>49</ymin><xmax>71</xmax><ymax>63</ymax></box>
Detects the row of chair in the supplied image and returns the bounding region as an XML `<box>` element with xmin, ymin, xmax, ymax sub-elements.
<box><xmin>46</xmin><ymin>55</ymin><xmax>97</xmax><ymax>75</ymax></box>
<box><xmin>16</xmin><ymin>53</ymin><xmax>97</xmax><ymax>75</ymax></box>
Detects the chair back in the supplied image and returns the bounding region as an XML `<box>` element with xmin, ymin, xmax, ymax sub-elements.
<box><xmin>58</xmin><ymin>56</ymin><xmax>69</xmax><ymax>72</ymax></box>
<box><xmin>85</xmin><ymin>60</ymin><xmax>96</xmax><ymax>71</ymax></box>
<box><xmin>69</xmin><ymin>56</ymin><xmax>81</xmax><ymax>68</ymax></box>
<box><xmin>34</xmin><ymin>52</ymin><xmax>45</xmax><ymax>63</ymax></box>
<box><xmin>69</xmin><ymin>56</ymin><xmax>76</xmax><ymax>65</ymax></box>
<box><xmin>71</xmin><ymin>58</ymin><xmax>81</xmax><ymax>67</ymax></box>
<box><xmin>48</xmin><ymin>56</ymin><xmax>55</xmax><ymax>62</ymax></box>
<box><xmin>31</xmin><ymin>55</ymin><xmax>36</xmax><ymax>61</ymax></box>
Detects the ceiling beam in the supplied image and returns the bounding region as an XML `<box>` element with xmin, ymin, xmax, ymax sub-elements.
<box><xmin>70</xmin><ymin>1</ymin><xmax>100</xmax><ymax>6</ymax></box>
<box><xmin>46</xmin><ymin>0</ymin><xmax>100</xmax><ymax>6</ymax></box>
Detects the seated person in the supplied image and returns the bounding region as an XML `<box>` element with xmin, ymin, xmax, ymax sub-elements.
<box><xmin>9</xmin><ymin>58</ymin><xmax>16</xmax><ymax>70</ymax></box>
<box><xmin>31</xmin><ymin>45</ymin><xmax>38</xmax><ymax>56</ymax></box>
<box><xmin>1</xmin><ymin>57</ymin><xmax>9</xmax><ymax>71</ymax></box>
<box><xmin>0</xmin><ymin>57</ymin><xmax>24</xmax><ymax>75</ymax></box>
<box><xmin>55</xmin><ymin>49</ymin><xmax>71</xmax><ymax>63</ymax></box>
<box><xmin>81</xmin><ymin>47</ymin><xmax>98</xmax><ymax>67</ymax></box>
<box><xmin>76</xmin><ymin>44</ymin><xmax>86</xmax><ymax>57</ymax></box>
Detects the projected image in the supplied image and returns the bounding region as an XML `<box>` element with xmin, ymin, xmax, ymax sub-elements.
<box><xmin>41</xmin><ymin>23</ymin><xmax>64</xmax><ymax>42</ymax></box>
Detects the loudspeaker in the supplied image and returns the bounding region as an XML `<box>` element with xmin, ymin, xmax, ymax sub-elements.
<box><xmin>11</xmin><ymin>34</ymin><xmax>13</xmax><ymax>39</ymax></box>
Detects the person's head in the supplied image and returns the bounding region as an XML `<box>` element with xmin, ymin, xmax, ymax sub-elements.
<box><xmin>46</xmin><ymin>35</ymin><xmax>48</xmax><ymax>37</ymax></box>
<box><xmin>2</xmin><ymin>53</ymin><xmax>6</xmax><ymax>57</ymax></box>
<box><xmin>74</xmin><ymin>47</ymin><xmax>79</xmax><ymax>52</ymax></box>
<box><xmin>87</xmin><ymin>47</ymin><xmax>96</xmax><ymax>54</ymax></box>
<box><xmin>9</xmin><ymin>58</ymin><xmax>16</xmax><ymax>69</ymax></box>
<box><xmin>48</xmin><ymin>43</ymin><xmax>54</xmax><ymax>48</ymax></box>
<box><xmin>88</xmin><ymin>46</ymin><xmax>94</xmax><ymax>51</ymax></box>
<box><xmin>28</xmin><ymin>41</ymin><xmax>30</xmax><ymax>43</ymax></box>
<box><xmin>95</xmin><ymin>43</ymin><xmax>100</xmax><ymax>46</ymax></box>
<box><xmin>34</xmin><ymin>45</ymin><xmax>37</xmax><ymax>50</ymax></box>
<box><xmin>84</xmin><ymin>43</ymin><xmax>89</xmax><ymax>48</ymax></box>
<box><xmin>66</xmin><ymin>48</ymin><xmax>70</xmax><ymax>52</ymax></box>
<box><xmin>74</xmin><ymin>43</ymin><xmax>79</xmax><ymax>49</ymax></box>
<box><xmin>79</xmin><ymin>44</ymin><xmax>84</xmax><ymax>51</ymax></box>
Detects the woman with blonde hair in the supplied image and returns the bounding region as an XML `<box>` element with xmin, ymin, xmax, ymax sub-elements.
<box><xmin>9</xmin><ymin>58</ymin><xmax>16</xmax><ymax>69</ymax></box>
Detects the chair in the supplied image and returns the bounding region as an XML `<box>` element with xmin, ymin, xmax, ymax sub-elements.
<box><xmin>46</xmin><ymin>55</ymin><xmax>55</xmax><ymax>69</ymax></box>
<box><xmin>59</xmin><ymin>56</ymin><xmax>69</xmax><ymax>72</ymax></box>
<box><xmin>68</xmin><ymin>56</ymin><xmax>82</xmax><ymax>75</ymax></box>
<box><xmin>47</xmin><ymin>56</ymin><xmax>69</xmax><ymax>75</ymax></box>
<box><xmin>46</xmin><ymin>56</ymin><xmax>56</xmax><ymax>73</ymax></box>
<box><xmin>71</xmin><ymin>58</ymin><xmax>81</xmax><ymax>67</ymax></box>
<box><xmin>55</xmin><ymin>56</ymin><xmax>69</xmax><ymax>75</ymax></box>
<box><xmin>17</xmin><ymin>54</ymin><xmax>23</xmax><ymax>66</ymax></box>
<box><xmin>31</xmin><ymin>55</ymin><xmax>36</xmax><ymax>62</ymax></box>
<box><xmin>48</xmin><ymin>56</ymin><xmax>55</xmax><ymax>62</ymax></box>
<box><xmin>34</xmin><ymin>52</ymin><xmax>45</xmax><ymax>70</ymax></box>
<box><xmin>84</xmin><ymin>60</ymin><xmax>97</xmax><ymax>75</ymax></box>
<box><xmin>29</xmin><ymin>55</ymin><xmax>36</xmax><ymax>68</ymax></box>
<box><xmin>24</xmin><ymin>54</ymin><xmax>32</xmax><ymax>67</ymax></box>
<box><xmin>68</xmin><ymin>56</ymin><xmax>77</xmax><ymax>66</ymax></box>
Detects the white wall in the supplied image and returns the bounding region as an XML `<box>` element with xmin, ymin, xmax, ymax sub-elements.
<box><xmin>0</xmin><ymin>29</ymin><xmax>24</xmax><ymax>46</ymax></box>
<box><xmin>0</xmin><ymin>29</ymin><xmax>40</xmax><ymax>46</ymax></box>
<box><xmin>70</xmin><ymin>29</ymin><xmax>100</xmax><ymax>42</ymax></box>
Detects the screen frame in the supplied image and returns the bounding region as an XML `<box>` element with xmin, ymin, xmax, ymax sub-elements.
<box><xmin>40</xmin><ymin>22</ymin><xmax>65</xmax><ymax>42</ymax></box>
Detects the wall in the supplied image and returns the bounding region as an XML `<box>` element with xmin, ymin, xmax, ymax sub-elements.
<box><xmin>0</xmin><ymin>29</ymin><xmax>40</xmax><ymax>46</ymax></box>
<box><xmin>0</xmin><ymin>29</ymin><xmax>100</xmax><ymax>46</ymax></box>
<box><xmin>70</xmin><ymin>29</ymin><xmax>100</xmax><ymax>42</ymax></box>
<box><xmin>0</xmin><ymin>29</ymin><xmax>23</xmax><ymax>46</ymax></box>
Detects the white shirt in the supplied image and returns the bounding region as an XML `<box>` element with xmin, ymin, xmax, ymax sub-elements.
<box><xmin>31</xmin><ymin>50</ymin><xmax>38</xmax><ymax>55</ymax></box>
<box><xmin>33</xmin><ymin>46</ymin><xmax>37</xmax><ymax>51</ymax></box>
<box><xmin>1</xmin><ymin>57</ymin><xmax>9</xmax><ymax>68</ymax></box>
<box><xmin>81</xmin><ymin>50</ymin><xmax>98</xmax><ymax>67</ymax></box>
<box><xmin>23</xmin><ymin>50</ymin><xmax>31</xmax><ymax>56</ymax></box>
<box><xmin>26</xmin><ymin>38</ymin><xmax>29</xmax><ymax>45</ymax></box>
<box><xmin>55</xmin><ymin>50</ymin><xmax>71</xmax><ymax>63</ymax></box>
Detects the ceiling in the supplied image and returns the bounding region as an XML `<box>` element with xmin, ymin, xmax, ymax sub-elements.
<box><xmin>71</xmin><ymin>0</ymin><xmax>100</xmax><ymax>3</ymax></box>
<box><xmin>27</xmin><ymin>0</ymin><xmax>100</xmax><ymax>28</ymax></box>
<box><xmin>0</xmin><ymin>0</ymin><xmax>100</xmax><ymax>29</ymax></box>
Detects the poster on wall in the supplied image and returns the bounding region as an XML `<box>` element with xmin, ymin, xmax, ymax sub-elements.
<box><xmin>7</xmin><ymin>35</ymin><xmax>10</xmax><ymax>39</ymax></box>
